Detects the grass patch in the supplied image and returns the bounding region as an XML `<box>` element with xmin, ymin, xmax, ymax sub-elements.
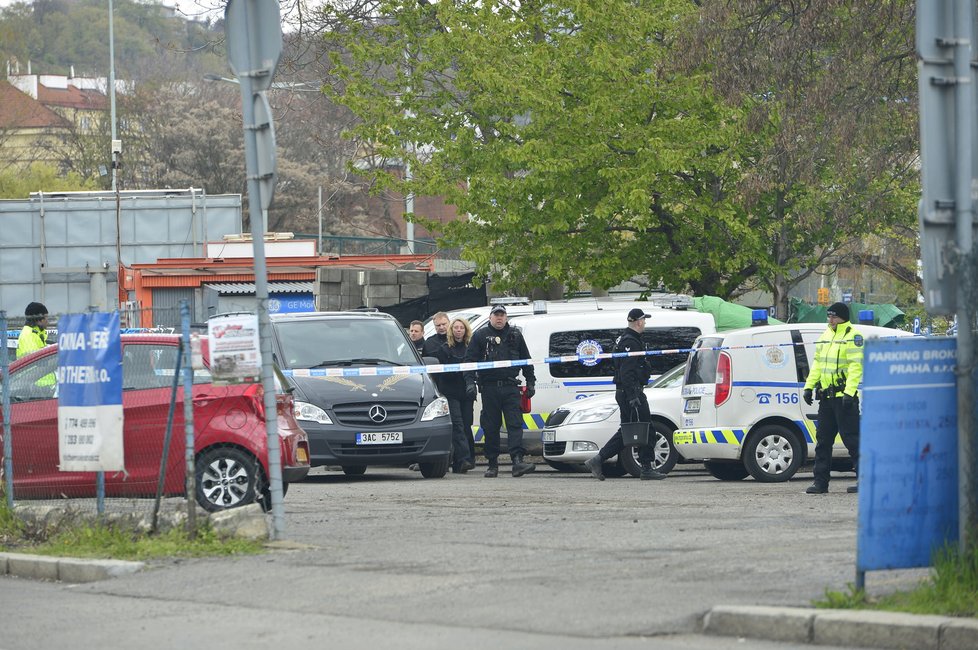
<box><xmin>816</xmin><ymin>541</ymin><xmax>978</xmax><ymax>618</ymax></box>
<box><xmin>0</xmin><ymin>500</ymin><xmax>264</xmax><ymax>560</ymax></box>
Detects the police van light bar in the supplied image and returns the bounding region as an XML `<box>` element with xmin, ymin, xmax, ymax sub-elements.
<box><xmin>649</xmin><ymin>294</ymin><xmax>693</xmax><ymax>310</ymax></box>
<box><xmin>489</xmin><ymin>296</ymin><xmax>531</xmax><ymax>306</ymax></box>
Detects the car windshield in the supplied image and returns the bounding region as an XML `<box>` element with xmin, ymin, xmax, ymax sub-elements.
<box><xmin>275</xmin><ymin>318</ymin><xmax>419</xmax><ymax>369</ymax></box>
<box><xmin>649</xmin><ymin>362</ymin><xmax>686</xmax><ymax>389</ymax></box>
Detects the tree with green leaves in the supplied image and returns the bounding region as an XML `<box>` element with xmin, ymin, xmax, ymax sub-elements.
<box><xmin>324</xmin><ymin>0</ymin><xmax>748</xmax><ymax>296</ymax></box>
<box><xmin>0</xmin><ymin>162</ymin><xmax>96</xmax><ymax>198</ymax></box>
<box><xmin>322</xmin><ymin>0</ymin><xmax>919</xmax><ymax>313</ymax></box>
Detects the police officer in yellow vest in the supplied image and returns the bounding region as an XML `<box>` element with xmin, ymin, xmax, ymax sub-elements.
<box><xmin>803</xmin><ymin>302</ymin><xmax>863</xmax><ymax>494</ymax></box>
<box><xmin>17</xmin><ymin>302</ymin><xmax>50</xmax><ymax>359</ymax></box>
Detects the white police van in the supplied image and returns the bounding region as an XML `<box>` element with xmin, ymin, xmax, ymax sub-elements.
<box><xmin>513</xmin><ymin>306</ymin><xmax>716</xmax><ymax>453</ymax></box>
<box><xmin>672</xmin><ymin>321</ymin><xmax>914</xmax><ymax>482</ymax></box>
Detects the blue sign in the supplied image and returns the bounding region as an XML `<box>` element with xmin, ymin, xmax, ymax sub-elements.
<box><xmin>57</xmin><ymin>312</ymin><xmax>124</xmax><ymax>471</ymax></box>
<box><xmin>268</xmin><ymin>293</ymin><xmax>315</xmax><ymax>314</ymax></box>
<box><xmin>858</xmin><ymin>336</ymin><xmax>958</xmax><ymax>571</ymax></box>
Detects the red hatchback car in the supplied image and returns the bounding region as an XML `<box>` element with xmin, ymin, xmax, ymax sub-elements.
<box><xmin>0</xmin><ymin>334</ymin><xmax>309</xmax><ymax>511</ymax></box>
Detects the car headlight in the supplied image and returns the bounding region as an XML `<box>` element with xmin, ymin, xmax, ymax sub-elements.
<box><xmin>421</xmin><ymin>396</ymin><xmax>450</xmax><ymax>421</ymax></box>
<box><xmin>294</xmin><ymin>401</ymin><xmax>332</xmax><ymax>424</ymax></box>
<box><xmin>565</xmin><ymin>403</ymin><xmax>619</xmax><ymax>425</ymax></box>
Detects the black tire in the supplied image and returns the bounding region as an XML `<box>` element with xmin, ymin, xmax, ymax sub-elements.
<box><xmin>743</xmin><ymin>425</ymin><xmax>804</xmax><ymax>482</ymax></box>
<box><xmin>195</xmin><ymin>447</ymin><xmax>260</xmax><ymax>512</ymax></box>
<box><xmin>544</xmin><ymin>460</ymin><xmax>581</xmax><ymax>473</ymax></box>
<box><xmin>419</xmin><ymin>457</ymin><xmax>449</xmax><ymax>478</ymax></box>
<box><xmin>342</xmin><ymin>465</ymin><xmax>367</xmax><ymax>476</ymax></box>
<box><xmin>619</xmin><ymin>421</ymin><xmax>678</xmax><ymax>477</ymax></box>
<box><xmin>704</xmin><ymin>460</ymin><xmax>749</xmax><ymax>481</ymax></box>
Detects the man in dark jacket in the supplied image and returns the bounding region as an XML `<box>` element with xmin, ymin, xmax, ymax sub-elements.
<box><xmin>422</xmin><ymin>311</ymin><xmax>450</xmax><ymax>358</ymax></box>
<box><xmin>463</xmin><ymin>305</ymin><xmax>536</xmax><ymax>477</ymax></box>
<box><xmin>584</xmin><ymin>308</ymin><xmax>665</xmax><ymax>481</ymax></box>
<box><xmin>408</xmin><ymin>321</ymin><xmax>425</xmax><ymax>353</ymax></box>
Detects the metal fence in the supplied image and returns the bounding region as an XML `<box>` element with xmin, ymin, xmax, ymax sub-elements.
<box><xmin>1</xmin><ymin>303</ymin><xmax>207</xmax><ymax>531</ymax></box>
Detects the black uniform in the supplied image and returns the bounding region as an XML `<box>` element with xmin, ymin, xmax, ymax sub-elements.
<box><xmin>411</xmin><ymin>337</ymin><xmax>425</xmax><ymax>353</ymax></box>
<box><xmin>422</xmin><ymin>333</ymin><xmax>447</xmax><ymax>358</ymax></box>
<box><xmin>463</xmin><ymin>322</ymin><xmax>535</xmax><ymax>465</ymax></box>
<box><xmin>595</xmin><ymin>328</ymin><xmax>654</xmax><ymax>465</ymax></box>
<box><xmin>436</xmin><ymin>340</ymin><xmax>476</xmax><ymax>471</ymax></box>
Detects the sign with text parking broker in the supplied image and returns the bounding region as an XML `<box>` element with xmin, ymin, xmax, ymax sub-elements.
<box><xmin>57</xmin><ymin>312</ymin><xmax>124</xmax><ymax>472</ymax></box>
<box><xmin>858</xmin><ymin>336</ymin><xmax>958</xmax><ymax>572</ymax></box>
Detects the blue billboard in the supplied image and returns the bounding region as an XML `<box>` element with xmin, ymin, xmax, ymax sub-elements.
<box><xmin>56</xmin><ymin>312</ymin><xmax>124</xmax><ymax>471</ymax></box>
<box><xmin>858</xmin><ymin>336</ymin><xmax>958</xmax><ymax>571</ymax></box>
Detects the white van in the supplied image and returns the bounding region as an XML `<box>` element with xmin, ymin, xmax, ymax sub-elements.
<box><xmin>673</xmin><ymin>323</ymin><xmax>915</xmax><ymax>482</ymax></box>
<box><xmin>493</xmin><ymin>307</ymin><xmax>716</xmax><ymax>453</ymax></box>
<box><xmin>423</xmin><ymin>295</ymin><xmax>693</xmax><ymax>338</ymax></box>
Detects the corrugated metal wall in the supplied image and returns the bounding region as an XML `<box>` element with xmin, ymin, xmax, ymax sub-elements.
<box><xmin>0</xmin><ymin>189</ymin><xmax>242</xmax><ymax>317</ymax></box>
<box><xmin>151</xmin><ymin>287</ymin><xmax>196</xmax><ymax>327</ymax></box>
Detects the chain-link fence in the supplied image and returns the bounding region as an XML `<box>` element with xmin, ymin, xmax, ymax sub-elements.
<box><xmin>1</xmin><ymin>302</ymin><xmax>296</xmax><ymax>532</ymax></box>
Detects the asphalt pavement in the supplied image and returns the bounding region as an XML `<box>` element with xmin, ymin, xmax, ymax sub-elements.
<box><xmin>1</xmin><ymin>461</ymin><xmax>973</xmax><ymax>650</ymax></box>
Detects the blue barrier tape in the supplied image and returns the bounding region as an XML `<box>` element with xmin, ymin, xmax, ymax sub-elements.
<box><xmin>283</xmin><ymin>336</ymin><xmax>912</xmax><ymax>379</ymax></box>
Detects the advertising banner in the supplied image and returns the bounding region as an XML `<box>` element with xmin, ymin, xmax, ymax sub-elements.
<box><xmin>858</xmin><ymin>336</ymin><xmax>958</xmax><ymax>571</ymax></box>
<box><xmin>57</xmin><ymin>312</ymin><xmax>124</xmax><ymax>471</ymax></box>
<box><xmin>208</xmin><ymin>313</ymin><xmax>261</xmax><ymax>384</ymax></box>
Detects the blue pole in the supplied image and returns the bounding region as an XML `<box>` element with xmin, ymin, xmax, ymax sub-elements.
<box><xmin>1</xmin><ymin>312</ymin><xmax>13</xmax><ymax>509</ymax></box>
<box><xmin>180</xmin><ymin>301</ymin><xmax>197</xmax><ymax>536</ymax></box>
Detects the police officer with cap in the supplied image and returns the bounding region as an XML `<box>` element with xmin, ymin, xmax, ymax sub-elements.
<box><xmin>584</xmin><ymin>308</ymin><xmax>666</xmax><ymax>481</ymax></box>
<box><xmin>803</xmin><ymin>302</ymin><xmax>864</xmax><ymax>494</ymax></box>
<box><xmin>17</xmin><ymin>301</ymin><xmax>50</xmax><ymax>359</ymax></box>
<box><xmin>463</xmin><ymin>304</ymin><xmax>536</xmax><ymax>477</ymax></box>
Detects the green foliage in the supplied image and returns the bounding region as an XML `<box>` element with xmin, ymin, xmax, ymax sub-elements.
<box><xmin>324</xmin><ymin>0</ymin><xmax>919</xmax><ymax>300</ymax></box>
<box><xmin>0</xmin><ymin>163</ymin><xmax>98</xmax><ymax>198</ymax></box>
<box><xmin>0</xmin><ymin>0</ymin><xmax>223</xmax><ymax>80</ymax></box>
<box><xmin>31</xmin><ymin>521</ymin><xmax>264</xmax><ymax>561</ymax></box>
<box><xmin>815</xmin><ymin>542</ymin><xmax>978</xmax><ymax>618</ymax></box>
<box><xmin>0</xmin><ymin>500</ymin><xmax>263</xmax><ymax>560</ymax></box>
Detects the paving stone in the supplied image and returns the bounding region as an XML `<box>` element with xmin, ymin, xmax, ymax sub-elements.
<box><xmin>703</xmin><ymin>605</ymin><xmax>813</xmax><ymax>643</ymax></box>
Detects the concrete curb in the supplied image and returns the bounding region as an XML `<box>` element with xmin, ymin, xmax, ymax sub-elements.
<box><xmin>0</xmin><ymin>552</ymin><xmax>144</xmax><ymax>583</ymax></box>
<box><xmin>703</xmin><ymin>605</ymin><xmax>978</xmax><ymax>650</ymax></box>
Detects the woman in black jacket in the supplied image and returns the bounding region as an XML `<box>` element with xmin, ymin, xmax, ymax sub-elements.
<box><xmin>438</xmin><ymin>317</ymin><xmax>476</xmax><ymax>473</ymax></box>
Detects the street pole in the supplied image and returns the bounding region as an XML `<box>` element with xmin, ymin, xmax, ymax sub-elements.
<box><xmin>953</xmin><ymin>0</ymin><xmax>977</xmax><ymax>552</ymax></box>
<box><xmin>225</xmin><ymin>0</ymin><xmax>286</xmax><ymax>540</ymax></box>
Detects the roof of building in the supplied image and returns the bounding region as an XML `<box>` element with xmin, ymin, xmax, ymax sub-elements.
<box><xmin>0</xmin><ymin>81</ymin><xmax>72</xmax><ymax>129</ymax></box>
<box><xmin>37</xmin><ymin>83</ymin><xmax>109</xmax><ymax>111</ymax></box>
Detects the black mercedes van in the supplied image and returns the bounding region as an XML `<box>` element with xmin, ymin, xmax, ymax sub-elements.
<box><xmin>269</xmin><ymin>311</ymin><xmax>452</xmax><ymax>478</ymax></box>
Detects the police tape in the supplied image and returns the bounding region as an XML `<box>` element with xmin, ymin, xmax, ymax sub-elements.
<box><xmin>281</xmin><ymin>336</ymin><xmax>907</xmax><ymax>379</ymax></box>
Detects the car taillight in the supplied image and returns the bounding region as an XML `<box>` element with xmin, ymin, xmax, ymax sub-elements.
<box><xmin>715</xmin><ymin>352</ymin><xmax>732</xmax><ymax>407</ymax></box>
<box><xmin>244</xmin><ymin>383</ymin><xmax>264</xmax><ymax>418</ymax></box>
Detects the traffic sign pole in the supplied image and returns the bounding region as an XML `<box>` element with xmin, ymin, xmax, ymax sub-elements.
<box><xmin>225</xmin><ymin>0</ymin><xmax>285</xmax><ymax>540</ymax></box>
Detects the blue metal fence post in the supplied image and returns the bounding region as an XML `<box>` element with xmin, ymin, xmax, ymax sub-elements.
<box><xmin>1</xmin><ymin>311</ymin><xmax>13</xmax><ymax>509</ymax></box>
<box><xmin>180</xmin><ymin>300</ymin><xmax>197</xmax><ymax>537</ymax></box>
<box><xmin>89</xmin><ymin>307</ymin><xmax>106</xmax><ymax>516</ymax></box>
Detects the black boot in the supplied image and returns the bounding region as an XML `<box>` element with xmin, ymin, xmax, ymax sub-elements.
<box><xmin>639</xmin><ymin>462</ymin><xmax>666</xmax><ymax>481</ymax></box>
<box><xmin>484</xmin><ymin>460</ymin><xmax>498</xmax><ymax>478</ymax></box>
<box><xmin>511</xmin><ymin>453</ymin><xmax>536</xmax><ymax>477</ymax></box>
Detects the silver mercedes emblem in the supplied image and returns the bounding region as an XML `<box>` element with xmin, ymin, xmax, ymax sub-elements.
<box><xmin>368</xmin><ymin>404</ymin><xmax>387</xmax><ymax>423</ymax></box>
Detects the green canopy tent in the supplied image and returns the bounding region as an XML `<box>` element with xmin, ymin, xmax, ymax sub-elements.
<box><xmin>788</xmin><ymin>297</ymin><xmax>905</xmax><ymax>328</ymax></box>
<box><xmin>692</xmin><ymin>296</ymin><xmax>784</xmax><ymax>331</ymax></box>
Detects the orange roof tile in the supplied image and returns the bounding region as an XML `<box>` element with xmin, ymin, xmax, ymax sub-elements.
<box><xmin>37</xmin><ymin>83</ymin><xmax>109</xmax><ymax>111</ymax></box>
<box><xmin>0</xmin><ymin>81</ymin><xmax>72</xmax><ymax>129</ymax></box>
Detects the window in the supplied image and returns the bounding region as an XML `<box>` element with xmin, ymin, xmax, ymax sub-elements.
<box><xmin>549</xmin><ymin>327</ymin><xmax>703</xmax><ymax>378</ymax></box>
<box><xmin>684</xmin><ymin>337</ymin><xmax>724</xmax><ymax>384</ymax></box>
<box><xmin>274</xmin><ymin>318</ymin><xmax>418</xmax><ymax>368</ymax></box>
<box><xmin>8</xmin><ymin>353</ymin><xmax>58</xmax><ymax>402</ymax></box>
<box><xmin>122</xmin><ymin>343</ymin><xmax>211</xmax><ymax>390</ymax></box>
